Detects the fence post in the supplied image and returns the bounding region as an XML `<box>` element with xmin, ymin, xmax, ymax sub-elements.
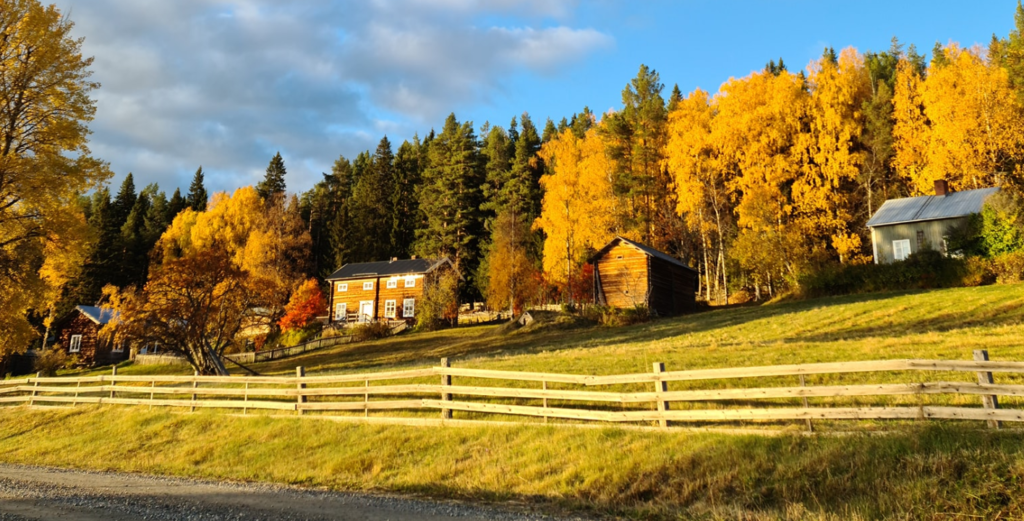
<box><xmin>109</xmin><ymin>366</ymin><xmax>117</xmax><ymax>400</ymax></box>
<box><xmin>653</xmin><ymin>362</ymin><xmax>669</xmax><ymax>428</ymax></box>
<box><xmin>190</xmin><ymin>370</ymin><xmax>198</xmax><ymax>412</ymax></box>
<box><xmin>28</xmin><ymin>372</ymin><xmax>40</xmax><ymax>406</ymax></box>
<box><xmin>542</xmin><ymin>381</ymin><xmax>549</xmax><ymax>424</ymax></box>
<box><xmin>800</xmin><ymin>374</ymin><xmax>813</xmax><ymax>433</ymax></box>
<box><xmin>364</xmin><ymin>379</ymin><xmax>369</xmax><ymax>418</ymax></box>
<box><xmin>973</xmin><ymin>350</ymin><xmax>1000</xmax><ymax>429</ymax></box>
<box><xmin>73</xmin><ymin>380</ymin><xmax>81</xmax><ymax>407</ymax></box>
<box><xmin>149</xmin><ymin>380</ymin><xmax>155</xmax><ymax>410</ymax></box>
<box><xmin>296</xmin><ymin>366</ymin><xmax>306</xmax><ymax>415</ymax></box>
<box><xmin>440</xmin><ymin>358</ymin><xmax>452</xmax><ymax>420</ymax></box>
<box><xmin>243</xmin><ymin>381</ymin><xmax>249</xmax><ymax>415</ymax></box>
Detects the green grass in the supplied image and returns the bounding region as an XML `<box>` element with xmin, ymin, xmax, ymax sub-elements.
<box><xmin>8</xmin><ymin>284</ymin><xmax>1024</xmax><ymax>519</ymax></box>
<box><xmin>1</xmin><ymin>406</ymin><xmax>1022</xmax><ymax>520</ymax></box>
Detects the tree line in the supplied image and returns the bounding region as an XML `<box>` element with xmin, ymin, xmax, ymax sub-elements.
<box><xmin>6</xmin><ymin>0</ymin><xmax>1024</xmax><ymax>364</ymax></box>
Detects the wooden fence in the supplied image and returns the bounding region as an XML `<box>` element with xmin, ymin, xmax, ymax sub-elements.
<box><xmin>225</xmin><ymin>334</ymin><xmax>353</xmax><ymax>364</ymax></box>
<box><xmin>3</xmin><ymin>350</ymin><xmax>1023</xmax><ymax>429</ymax></box>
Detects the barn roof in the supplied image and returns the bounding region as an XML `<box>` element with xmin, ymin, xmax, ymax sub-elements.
<box><xmin>325</xmin><ymin>257</ymin><xmax>452</xmax><ymax>281</ymax></box>
<box><xmin>590</xmin><ymin>237</ymin><xmax>697</xmax><ymax>272</ymax></box>
<box><xmin>866</xmin><ymin>187</ymin><xmax>1000</xmax><ymax>228</ymax></box>
<box><xmin>76</xmin><ymin>305</ymin><xmax>118</xmax><ymax>325</ymax></box>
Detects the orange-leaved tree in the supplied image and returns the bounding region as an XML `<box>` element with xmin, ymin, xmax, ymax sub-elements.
<box><xmin>534</xmin><ymin>127</ymin><xmax>618</xmax><ymax>302</ymax></box>
<box><xmin>279</xmin><ymin>279</ymin><xmax>326</xmax><ymax>332</ymax></box>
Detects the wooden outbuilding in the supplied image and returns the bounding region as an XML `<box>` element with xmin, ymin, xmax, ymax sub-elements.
<box><xmin>325</xmin><ymin>257</ymin><xmax>456</xmax><ymax>326</ymax></box>
<box><xmin>53</xmin><ymin>305</ymin><xmax>129</xmax><ymax>367</ymax></box>
<box><xmin>589</xmin><ymin>237</ymin><xmax>698</xmax><ymax>316</ymax></box>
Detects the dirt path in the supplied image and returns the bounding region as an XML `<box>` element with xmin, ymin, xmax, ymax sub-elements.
<box><xmin>0</xmin><ymin>465</ymin><xmax>580</xmax><ymax>521</ymax></box>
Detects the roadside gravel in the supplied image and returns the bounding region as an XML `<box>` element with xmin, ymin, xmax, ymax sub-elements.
<box><xmin>0</xmin><ymin>464</ymin><xmax>594</xmax><ymax>521</ymax></box>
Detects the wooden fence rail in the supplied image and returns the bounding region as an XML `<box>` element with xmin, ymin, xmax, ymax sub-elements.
<box><xmin>1</xmin><ymin>351</ymin><xmax>1021</xmax><ymax>430</ymax></box>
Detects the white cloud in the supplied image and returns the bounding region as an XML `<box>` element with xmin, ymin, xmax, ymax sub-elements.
<box><xmin>54</xmin><ymin>0</ymin><xmax>612</xmax><ymax>193</ymax></box>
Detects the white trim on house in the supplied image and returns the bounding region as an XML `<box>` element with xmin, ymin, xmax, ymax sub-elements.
<box><xmin>404</xmin><ymin>277</ymin><xmax>415</xmax><ymax>288</ymax></box>
<box><xmin>335</xmin><ymin>302</ymin><xmax>347</xmax><ymax>321</ymax></box>
<box><xmin>403</xmin><ymin>298</ymin><xmax>415</xmax><ymax>318</ymax></box>
<box><xmin>386</xmin><ymin>279</ymin><xmax>397</xmax><ymax>288</ymax></box>
<box><xmin>384</xmin><ymin>299</ymin><xmax>397</xmax><ymax>319</ymax></box>
<box><xmin>337</xmin><ymin>283</ymin><xmax>348</xmax><ymax>292</ymax></box>
<box><xmin>363</xmin><ymin>281</ymin><xmax>374</xmax><ymax>291</ymax></box>
<box><xmin>69</xmin><ymin>334</ymin><xmax>82</xmax><ymax>353</ymax></box>
<box><xmin>358</xmin><ymin>301</ymin><xmax>373</xmax><ymax>323</ymax></box>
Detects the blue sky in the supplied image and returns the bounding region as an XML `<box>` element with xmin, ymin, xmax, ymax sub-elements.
<box><xmin>53</xmin><ymin>0</ymin><xmax>1019</xmax><ymax>195</ymax></box>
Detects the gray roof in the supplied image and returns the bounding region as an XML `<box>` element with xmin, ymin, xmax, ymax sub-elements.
<box><xmin>326</xmin><ymin>258</ymin><xmax>450</xmax><ymax>280</ymax></box>
<box><xmin>76</xmin><ymin>305</ymin><xmax>118</xmax><ymax>325</ymax></box>
<box><xmin>865</xmin><ymin>187</ymin><xmax>1000</xmax><ymax>228</ymax></box>
<box><xmin>591</xmin><ymin>237</ymin><xmax>697</xmax><ymax>272</ymax></box>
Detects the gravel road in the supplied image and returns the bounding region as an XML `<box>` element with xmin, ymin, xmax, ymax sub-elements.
<box><xmin>0</xmin><ymin>465</ymin><xmax>591</xmax><ymax>521</ymax></box>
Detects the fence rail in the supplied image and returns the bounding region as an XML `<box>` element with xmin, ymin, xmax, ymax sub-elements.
<box><xmin>3</xmin><ymin>350</ymin><xmax>1022</xmax><ymax>429</ymax></box>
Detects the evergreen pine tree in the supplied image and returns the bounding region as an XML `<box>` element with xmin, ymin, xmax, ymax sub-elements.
<box><xmin>257</xmin><ymin>151</ymin><xmax>288</xmax><ymax>200</ymax></box>
<box><xmin>601</xmin><ymin>64</ymin><xmax>671</xmax><ymax>247</ymax></box>
<box><xmin>414</xmin><ymin>113</ymin><xmax>484</xmax><ymax>297</ymax></box>
<box><xmin>186</xmin><ymin>167</ymin><xmax>208</xmax><ymax>211</ymax></box>
<box><xmin>822</xmin><ymin>46</ymin><xmax>838</xmax><ymax>65</ymax></box>
<box><xmin>119</xmin><ymin>188</ymin><xmax>151</xmax><ymax>287</ymax></box>
<box><xmin>350</xmin><ymin>138</ymin><xmax>395</xmax><ymax>262</ymax></box>
<box><xmin>667</xmin><ymin>84</ymin><xmax>684</xmax><ymax>111</ymax></box>
<box><xmin>541</xmin><ymin>118</ymin><xmax>558</xmax><ymax>143</ymax></box>
<box><xmin>321</xmin><ymin>155</ymin><xmax>357</xmax><ymax>275</ymax></box>
<box><xmin>391</xmin><ymin>139</ymin><xmax>421</xmax><ymax>257</ymax></box>
<box><xmin>166</xmin><ymin>188</ymin><xmax>185</xmax><ymax>221</ymax></box>
<box><xmin>112</xmin><ymin>173</ymin><xmax>137</xmax><ymax>227</ymax></box>
<box><xmin>931</xmin><ymin>42</ymin><xmax>950</xmax><ymax>68</ymax></box>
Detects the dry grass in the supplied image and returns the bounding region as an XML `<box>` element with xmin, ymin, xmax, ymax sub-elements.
<box><xmin>11</xmin><ymin>284</ymin><xmax>1024</xmax><ymax>519</ymax></box>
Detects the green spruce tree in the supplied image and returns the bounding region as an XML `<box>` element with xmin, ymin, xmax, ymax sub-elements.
<box><xmin>186</xmin><ymin>167</ymin><xmax>208</xmax><ymax>211</ymax></box>
<box><xmin>257</xmin><ymin>151</ymin><xmax>288</xmax><ymax>201</ymax></box>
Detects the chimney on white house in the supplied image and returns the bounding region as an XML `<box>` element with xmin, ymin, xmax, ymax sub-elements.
<box><xmin>934</xmin><ymin>179</ymin><xmax>950</xmax><ymax>196</ymax></box>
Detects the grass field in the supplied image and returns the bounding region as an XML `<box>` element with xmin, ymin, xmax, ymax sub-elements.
<box><xmin>9</xmin><ymin>284</ymin><xmax>1024</xmax><ymax>519</ymax></box>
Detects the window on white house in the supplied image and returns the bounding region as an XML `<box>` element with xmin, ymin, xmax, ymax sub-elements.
<box><xmin>403</xmin><ymin>298</ymin><xmax>415</xmax><ymax>318</ymax></box>
<box><xmin>404</xmin><ymin>277</ymin><xmax>415</xmax><ymax>288</ymax></box>
<box><xmin>337</xmin><ymin>283</ymin><xmax>348</xmax><ymax>292</ymax></box>
<box><xmin>335</xmin><ymin>303</ymin><xmax>347</xmax><ymax>321</ymax></box>
<box><xmin>386</xmin><ymin>279</ymin><xmax>397</xmax><ymax>289</ymax></box>
<box><xmin>384</xmin><ymin>300</ymin><xmax>397</xmax><ymax>318</ymax></box>
<box><xmin>363</xmin><ymin>281</ymin><xmax>374</xmax><ymax>290</ymax></box>
<box><xmin>893</xmin><ymin>239</ymin><xmax>911</xmax><ymax>261</ymax></box>
<box><xmin>69</xmin><ymin>334</ymin><xmax>82</xmax><ymax>353</ymax></box>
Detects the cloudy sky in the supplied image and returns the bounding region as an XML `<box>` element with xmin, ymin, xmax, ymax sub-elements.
<box><xmin>54</xmin><ymin>0</ymin><xmax>1016</xmax><ymax>195</ymax></box>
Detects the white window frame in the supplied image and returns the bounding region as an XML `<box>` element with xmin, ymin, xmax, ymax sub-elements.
<box><xmin>404</xmin><ymin>277</ymin><xmax>416</xmax><ymax>288</ymax></box>
<box><xmin>384</xmin><ymin>300</ymin><xmax>397</xmax><ymax>319</ymax></box>
<box><xmin>337</xmin><ymin>283</ymin><xmax>348</xmax><ymax>292</ymax></box>
<box><xmin>111</xmin><ymin>340</ymin><xmax>126</xmax><ymax>353</ymax></box>
<box><xmin>69</xmin><ymin>334</ymin><xmax>82</xmax><ymax>353</ymax></box>
<box><xmin>403</xmin><ymin>298</ymin><xmax>415</xmax><ymax>318</ymax></box>
<box><xmin>893</xmin><ymin>239</ymin><xmax>911</xmax><ymax>261</ymax></box>
<box><xmin>386</xmin><ymin>279</ymin><xmax>398</xmax><ymax>289</ymax></box>
<box><xmin>363</xmin><ymin>281</ymin><xmax>374</xmax><ymax>291</ymax></box>
<box><xmin>335</xmin><ymin>302</ymin><xmax>347</xmax><ymax>321</ymax></box>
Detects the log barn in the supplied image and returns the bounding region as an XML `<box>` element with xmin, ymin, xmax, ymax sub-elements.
<box><xmin>325</xmin><ymin>257</ymin><xmax>455</xmax><ymax>326</ymax></box>
<box><xmin>53</xmin><ymin>305</ymin><xmax>129</xmax><ymax>367</ymax></box>
<box><xmin>589</xmin><ymin>237</ymin><xmax>698</xmax><ymax>316</ymax></box>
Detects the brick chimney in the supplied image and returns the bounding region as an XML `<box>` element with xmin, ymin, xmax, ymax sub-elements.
<box><xmin>934</xmin><ymin>179</ymin><xmax>950</xmax><ymax>196</ymax></box>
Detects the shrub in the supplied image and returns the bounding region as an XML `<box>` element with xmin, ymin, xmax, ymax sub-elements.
<box><xmin>33</xmin><ymin>349</ymin><xmax>73</xmax><ymax>376</ymax></box>
<box><xmin>991</xmin><ymin>251</ymin><xmax>1024</xmax><ymax>284</ymax></box>
<box><xmin>586</xmin><ymin>305</ymin><xmax>650</xmax><ymax>327</ymax></box>
<box><xmin>415</xmin><ymin>270</ymin><xmax>459</xmax><ymax>331</ymax></box>
<box><xmin>799</xmin><ymin>250</ymin><xmax>991</xmax><ymax>298</ymax></box>
<box><xmin>279</xmin><ymin>279</ymin><xmax>327</xmax><ymax>332</ymax></box>
<box><xmin>351</xmin><ymin>322</ymin><xmax>392</xmax><ymax>342</ymax></box>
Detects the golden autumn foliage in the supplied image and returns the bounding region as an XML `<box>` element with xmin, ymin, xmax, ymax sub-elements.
<box><xmin>0</xmin><ymin>0</ymin><xmax>109</xmax><ymax>355</ymax></box>
<box><xmin>535</xmin><ymin>127</ymin><xmax>618</xmax><ymax>289</ymax></box>
<box><xmin>921</xmin><ymin>45</ymin><xmax>1024</xmax><ymax>192</ymax></box>
<box><xmin>798</xmin><ymin>47</ymin><xmax>872</xmax><ymax>262</ymax></box>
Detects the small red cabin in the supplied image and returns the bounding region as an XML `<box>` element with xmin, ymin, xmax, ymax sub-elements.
<box><xmin>589</xmin><ymin>237</ymin><xmax>698</xmax><ymax>316</ymax></box>
<box><xmin>53</xmin><ymin>305</ymin><xmax>128</xmax><ymax>367</ymax></box>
